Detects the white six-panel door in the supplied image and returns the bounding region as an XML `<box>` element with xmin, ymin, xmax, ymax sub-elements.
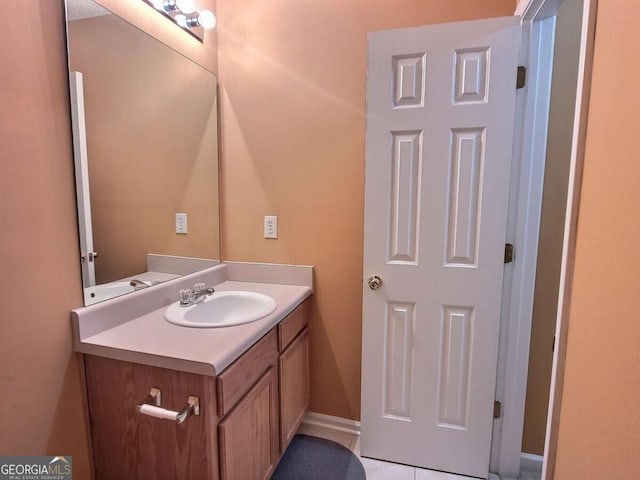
<box><xmin>361</xmin><ymin>17</ymin><xmax>520</xmax><ymax>478</ymax></box>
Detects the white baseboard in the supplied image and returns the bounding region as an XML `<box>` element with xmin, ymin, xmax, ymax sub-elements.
<box><xmin>302</xmin><ymin>411</ymin><xmax>361</xmax><ymax>436</ymax></box>
<box><xmin>520</xmin><ymin>452</ymin><xmax>544</xmax><ymax>472</ymax></box>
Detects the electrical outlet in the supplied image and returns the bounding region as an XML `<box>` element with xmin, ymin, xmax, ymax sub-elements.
<box><xmin>264</xmin><ymin>215</ymin><xmax>278</xmax><ymax>239</ymax></box>
<box><xmin>176</xmin><ymin>212</ymin><xmax>188</xmax><ymax>234</ymax></box>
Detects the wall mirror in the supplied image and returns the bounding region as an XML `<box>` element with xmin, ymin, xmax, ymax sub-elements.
<box><xmin>65</xmin><ymin>0</ymin><xmax>220</xmax><ymax>306</ymax></box>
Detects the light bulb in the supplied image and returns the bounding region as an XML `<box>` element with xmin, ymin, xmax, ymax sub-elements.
<box><xmin>174</xmin><ymin>13</ymin><xmax>187</xmax><ymax>27</ymax></box>
<box><xmin>149</xmin><ymin>0</ymin><xmax>165</xmax><ymax>11</ymax></box>
<box><xmin>175</xmin><ymin>0</ymin><xmax>195</xmax><ymax>14</ymax></box>
<box><xmin>198</xmin><ymin>10</ymin><xmax>216</xmax><ymax>30</ymax></box>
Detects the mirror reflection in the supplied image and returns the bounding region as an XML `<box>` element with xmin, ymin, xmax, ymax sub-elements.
<box><xmin>66</xmin><ymin>0</ymin><xmax>220</xmax><ymax>305</ymax></box>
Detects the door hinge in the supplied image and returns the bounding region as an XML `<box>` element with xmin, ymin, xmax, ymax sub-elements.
<box><xmin>517</xmin><ymin>66</ymin><xmax>527</xmax><ymax>89</ymax></box>
<box><xmin>504</xmin><ymin>243</ymin><xmax>514</xmax><ymax>264</ymax></box>
<box><xmin>494</xmin><ymin>400</ymin><xmax>502</xmax><ymax>419</ymax></box>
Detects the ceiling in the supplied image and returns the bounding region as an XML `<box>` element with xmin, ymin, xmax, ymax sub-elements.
<box><xmin>66</xmin><ymin>0</ymin><xmax>110</xmax><ymax>21</ymax></box>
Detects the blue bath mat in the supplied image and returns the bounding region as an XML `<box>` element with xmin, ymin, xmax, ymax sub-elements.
<box><xmin>272</xmin><ymin>434</ymin><xmax>366</xmax><ymax>480</ymax></box>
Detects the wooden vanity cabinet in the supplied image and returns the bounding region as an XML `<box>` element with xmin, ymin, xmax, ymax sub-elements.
<box><xmin>83</xmin><ymin>299</ymin><xmax>309</xmax><ymax>480</ymax></box>
<box><xmin>216</xmin><ymin>301</ymin><xmax>310</xmax><ymax>478</ymax></box>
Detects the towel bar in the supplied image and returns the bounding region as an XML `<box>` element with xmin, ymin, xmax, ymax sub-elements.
<box><xmin>137</xmin><ymin>387</ymin><xmax>200</xmax><ymax>424</ymax></box>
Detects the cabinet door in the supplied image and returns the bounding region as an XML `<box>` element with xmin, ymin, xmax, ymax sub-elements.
<box><xmin>84</xmin><ymin>355</ymin><xmax>217</xmax><ymax>480</ymax></box>
<box><xmin>279</xmin><ymin>327</ymin><xmax>309</xmax><ymax>452</ymax></box>
<box><xmin>218</xmin><ymin>367</ymin><xmax>279</xmax><ymax>480</ymax></box>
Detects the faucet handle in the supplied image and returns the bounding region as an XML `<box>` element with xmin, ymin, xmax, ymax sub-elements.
<box><xmin>194</xmin><ymin>283</ymin><xmax>215</xmax><ymax>295</ymax></box>
<box><xmin>179</xmin><ymin>288</ymin><xmax>193</xmax><ymax>305</ymax></box>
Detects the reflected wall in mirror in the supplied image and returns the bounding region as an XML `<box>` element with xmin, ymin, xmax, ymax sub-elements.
<box><xmin>66</xmin><ymin>0</ymin><xmax>220</xmax><ymax>306</ymax></box>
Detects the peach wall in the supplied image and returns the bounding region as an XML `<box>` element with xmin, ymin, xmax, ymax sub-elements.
<box><xmin>554</xmin><ymin>0</ymin><xmax>640</xmax><ymax>477</ymax></box>
<box><xmin>0</xmin><ymin>1</ymin><xmax>91</xmax><ymax>477</ymax></box>
<box><xmin>217</xmin><ymin>0</ymin><xmax>517</xmax><ymax>420</ymax></box>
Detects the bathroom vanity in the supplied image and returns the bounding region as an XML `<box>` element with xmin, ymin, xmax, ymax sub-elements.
<box><xmin>65</xmin><ymin>4</ymin><xmax>311</xmax><ymax>478</ymax></box>
<box><xmin>72</xmin><ymin>263</ymin><xmax>312</xmax><ymax>480</ymax></box>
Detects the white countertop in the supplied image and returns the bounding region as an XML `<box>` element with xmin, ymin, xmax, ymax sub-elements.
<box><xmin>72</xmin><ymin>263</ymin><xmax>313</xmax><ymax>376</ymax></box>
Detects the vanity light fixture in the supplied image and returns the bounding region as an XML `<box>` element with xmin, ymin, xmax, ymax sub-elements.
<box><xmin>175</xmin><ymin>0</ymin><xmax>196</xmax><ymax>13</ymax></box>
<box><xmin>143</xmin><ymin>0</ymin><xmax>216</xmax><ymax>42</ymax></box>
<box><xmin>149</xmin><ymin>0</ymin><xmax>193</xmax><ymax>13</ymax></box>
<box><xmin>175</xmin><ymin>10</ymin><xmax>217</xmax><ymax>30</ymax></box>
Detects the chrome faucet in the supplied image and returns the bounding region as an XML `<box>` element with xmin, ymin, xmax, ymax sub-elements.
<box><xmin>180</xmin><ymin>283</ymin><xmax>215</xmax><ymax>307</ymax></box>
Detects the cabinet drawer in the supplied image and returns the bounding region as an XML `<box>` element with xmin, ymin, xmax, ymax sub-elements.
<box><xmin>278</xmin><ymin>301</ymin><xmax>309</xmax><ymax>352</ymax></box>
<box><xmin>217</xmin><ymin>329</ymin><xmax>277</xmax><ymax>417</ymax></box>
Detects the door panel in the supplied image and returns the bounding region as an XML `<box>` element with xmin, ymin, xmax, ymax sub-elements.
<box><xmin>361</xmin><ymin>17</ymin><xmax>520</xmax><ymax>478</ymax></box>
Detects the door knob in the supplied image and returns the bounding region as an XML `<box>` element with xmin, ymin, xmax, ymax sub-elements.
<box><xmin>368</xmin><ymin>275</ymin><xmax>383</xmax><ymax>290</ymax></box>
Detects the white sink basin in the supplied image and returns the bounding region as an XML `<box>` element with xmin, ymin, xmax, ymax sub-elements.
<box><xmin>164</xmin><ymin>291</ymin><xmax>277</xmax><ymax>328</ymax></box>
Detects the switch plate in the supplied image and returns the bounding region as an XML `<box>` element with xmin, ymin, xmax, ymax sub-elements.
<box><xmin>176</xmin><ymin>213</ymin><xmax>188</xmax><ymax>234</ymax></box>
<box><xmin>264</xmin><ymin>215</ymin><xmax>278</xmax><ymax>239</ymax></box>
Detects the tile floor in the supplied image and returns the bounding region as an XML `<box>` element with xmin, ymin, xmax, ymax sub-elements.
<box><xmin>297</xmin><ymin>423</ymin><xmax>541</xmax><ymax>480</ymax></box>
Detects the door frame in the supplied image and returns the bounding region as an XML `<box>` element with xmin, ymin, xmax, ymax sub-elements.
<box><xmin>69</xmin><ymin>70</ymin><xmax>96</xmax><ymax>289</ymax></box>
<box><xmin>490</xmin><ymin>0</ymin><xmax>598</xmax><ymax>478</ymax></box>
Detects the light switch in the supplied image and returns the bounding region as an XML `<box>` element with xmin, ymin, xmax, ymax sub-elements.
<box><xmin>176</xmin><ymin>213</ymin><xmax>188</xmax><ymax>234</ymax></box>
